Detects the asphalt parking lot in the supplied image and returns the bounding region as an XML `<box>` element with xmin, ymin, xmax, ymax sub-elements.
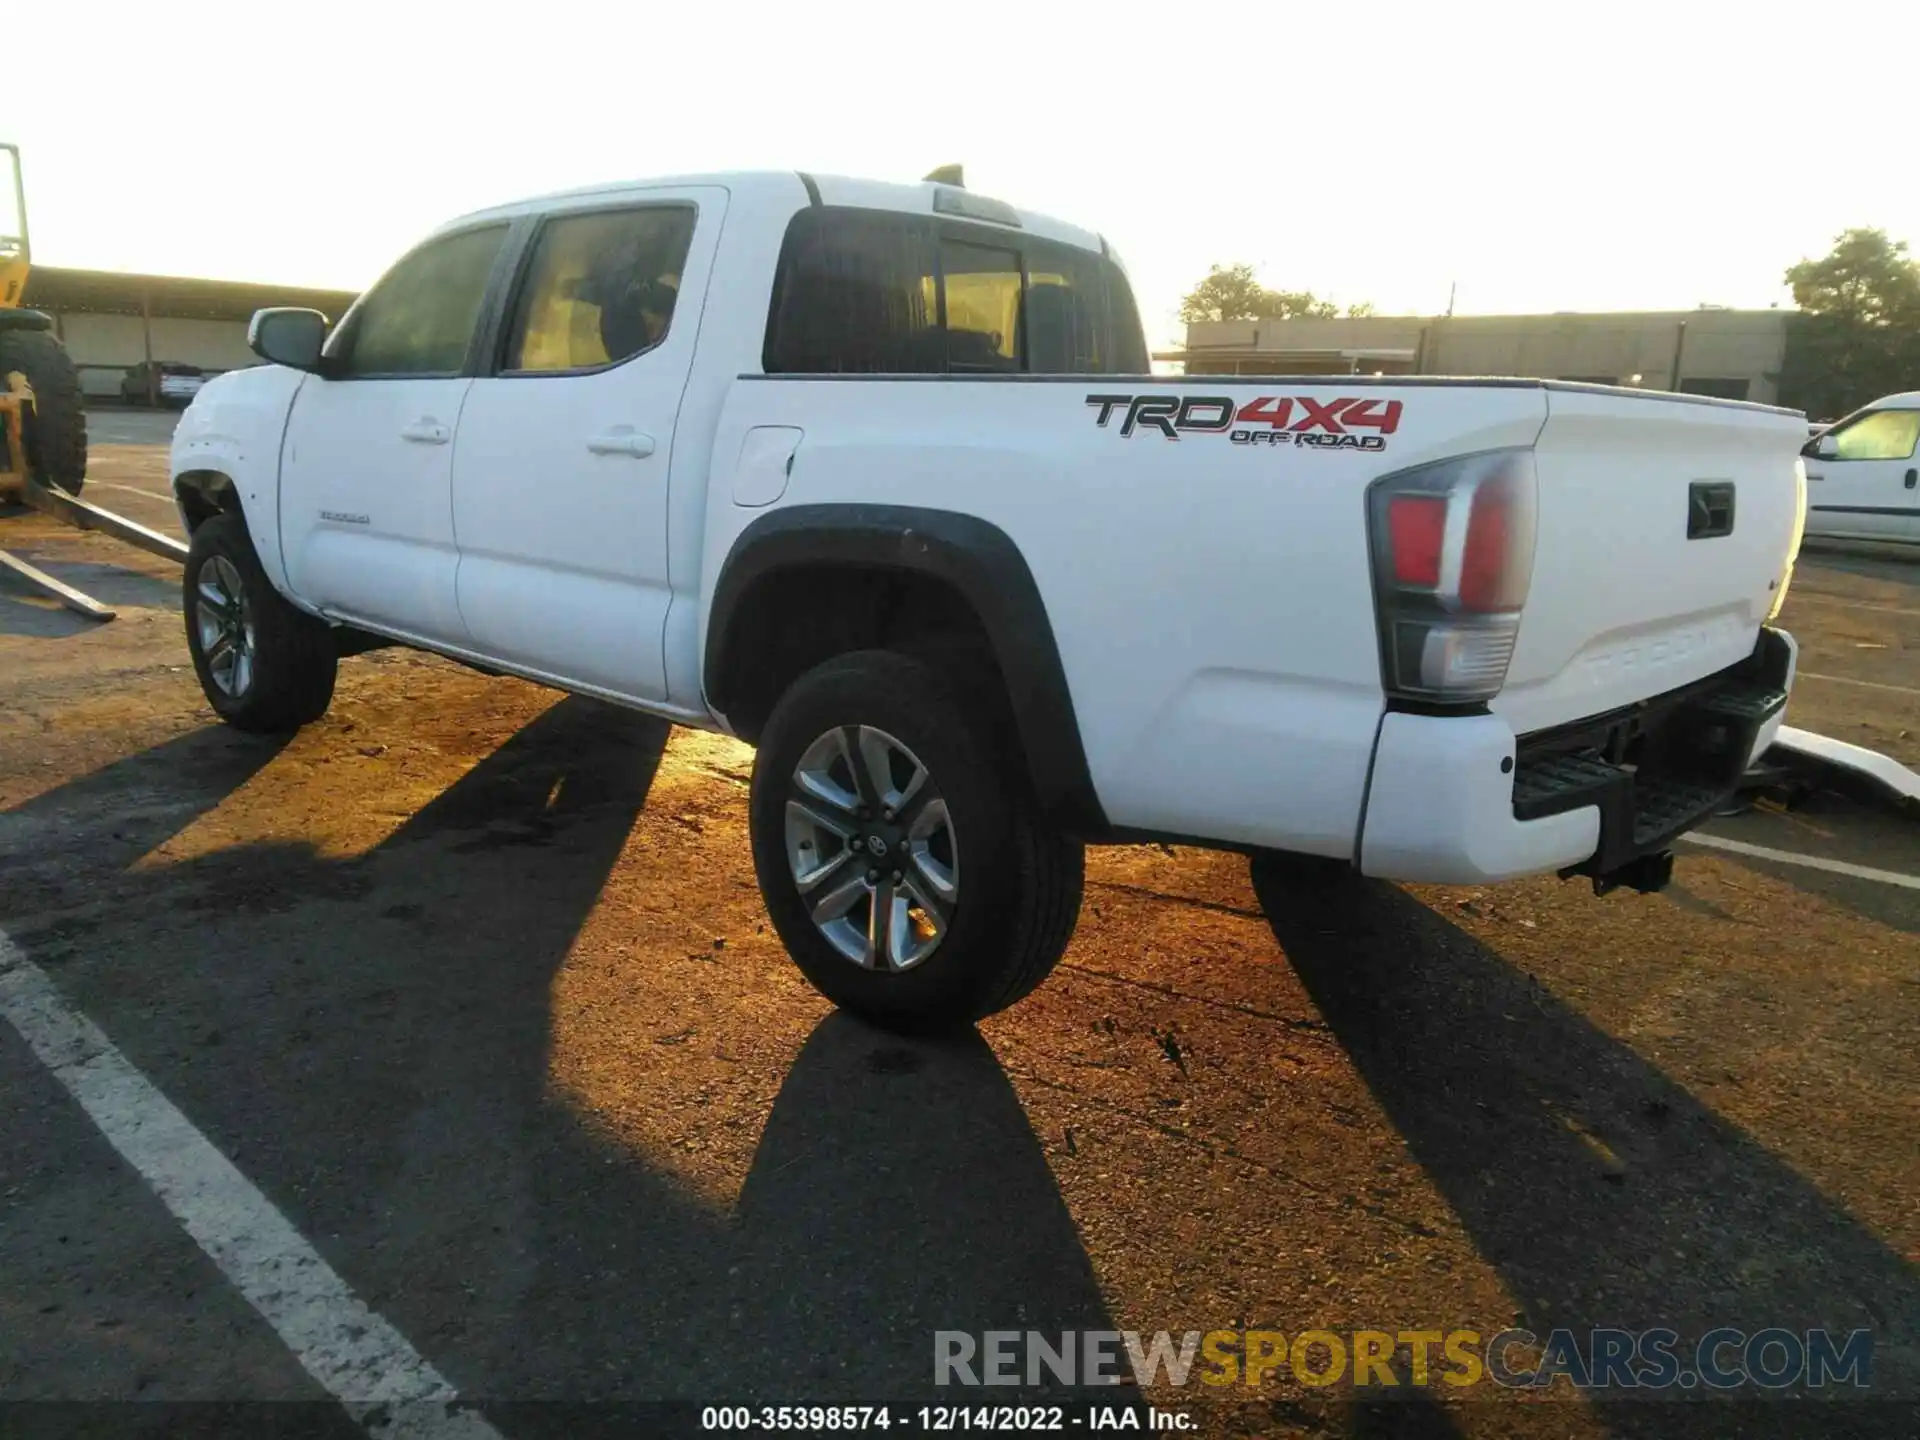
<box><xmin>2</xmin><ymin>411</ymin><xmax>1917</xmax><ymax>1439</ymax></box>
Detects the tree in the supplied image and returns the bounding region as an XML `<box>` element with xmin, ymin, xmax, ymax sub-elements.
<box><xmin>1786</xmin><ymin>229</ymin><xmax>1920</xmax><ymax>326</ymax></box>
<box><xmin>1177</xmin><ymin>263</ymin><xmax>1266</xmax><ymax>324</ymax></box>
<box><xmin>1778</xmin><ymin>228</ymin><xmax>1920</xmax><ymax>418</ymax></box>
<box><xmin>1178</xmin><ymin>263</ymin><xmax>1366</xmax><ymax>325</ymax></box>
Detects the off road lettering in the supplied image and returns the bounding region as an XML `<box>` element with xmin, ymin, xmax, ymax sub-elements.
<box><xmin>1089</xmin><ymin>393</ymin><xmax>1404</xmax><ymax>451</ymax></box>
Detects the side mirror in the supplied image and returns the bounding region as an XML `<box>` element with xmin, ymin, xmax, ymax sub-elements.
<box><xmin>248</xmin><ymin>307</ymin><xmax>329</xmax><ymax>371</ymax></box>
<box><xmin>1806</xmin><ymin>433</ymin><xmax>1838</xmax><ymax>460</ymax></box>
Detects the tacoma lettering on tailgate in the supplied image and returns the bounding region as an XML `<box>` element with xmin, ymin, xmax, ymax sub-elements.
<box><xmin>1571</xmin><ymin>613</ymin><xmax>1750</xmax><ymax>692</ymax></box>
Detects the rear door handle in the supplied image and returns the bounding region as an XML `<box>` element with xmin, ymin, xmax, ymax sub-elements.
<box><xmin>1906</xmin><ymin>468</ymin><xmax>1917</xmax><ymax>490</ymax></box>
<box><xmin>400</xmin><ymin>418</ymin><xmax>451</xmax><ymax>445</ymax></box>
<box><xmin>587</xmin><ymin>427</ymin><xmax>656</xmax><ymax>459</ymax></box>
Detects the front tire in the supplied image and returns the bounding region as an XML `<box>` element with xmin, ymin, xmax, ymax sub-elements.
<box><xmin>749</xmin><ymin>649</ymin><xmax>1084</xmax><ymax>1033</ymax></box>
<box><xmin>0</xmin><ymin>328</ymin><xmax>88</xmax><ymax>495</ymax></box>
<box><xmin>184</xmin><ymin>512</ymin><xmax>338</xmax><ymax>732</ymax></box>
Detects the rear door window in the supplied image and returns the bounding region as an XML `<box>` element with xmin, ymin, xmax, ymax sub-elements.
<box><xmin>504</xmin><ymin>205</ymin><xmax>698</xmax><ymax>373</ymax></box>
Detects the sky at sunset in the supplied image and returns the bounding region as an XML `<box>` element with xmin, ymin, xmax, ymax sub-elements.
<box><xmin>6</xmin><ymin>0</ymin><xmax>1917</xmax><ymax>350</ymax></box>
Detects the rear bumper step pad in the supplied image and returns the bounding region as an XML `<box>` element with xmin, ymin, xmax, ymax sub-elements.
<box><xmin>1511</xmin><ymin>630</ymin><xmax>1792</xmax><ymax>887</ymax></box>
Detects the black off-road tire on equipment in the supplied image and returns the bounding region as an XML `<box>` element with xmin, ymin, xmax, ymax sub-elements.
<box><xmin>0</xmin><ymin>327</ymin><xmax>88</xmax><ymax>495</ymax></box>
<box><xmin>749</xmin><ymin>648</ymin><xmax>1085</xmax><ymax>1034</ymax></box>
<box><xmin>183</xmin><ymin>512</ymin><xmax>338</xmax><ymax>733</ymax></box>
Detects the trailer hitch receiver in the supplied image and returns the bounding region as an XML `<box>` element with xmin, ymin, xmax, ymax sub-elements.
<box><xmin>1566</xmin><ymin>849</ymin><xmax>1675</xmax><ymax>897</ymax></box>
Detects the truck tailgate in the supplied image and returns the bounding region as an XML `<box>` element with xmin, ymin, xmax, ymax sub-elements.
<box><xmin>1493</xmin><ymin>387</ymin><xmax>1807</xmax><ymax>736</ymax></box>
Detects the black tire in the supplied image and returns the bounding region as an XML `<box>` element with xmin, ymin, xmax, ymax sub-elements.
<box><xmin>183</xmin><ymin>512</ymin><xmax>338</xmax><ymax>732</ymax></box>
<box><xmin>0</xmin><ymin>328</ymin><xmax>87</xmax><ymax>494</ymax></box>
<box><xmin>749</xmin><ymin>648</ymin><xmax>1084</xmax><ymax>1033</ymax></box>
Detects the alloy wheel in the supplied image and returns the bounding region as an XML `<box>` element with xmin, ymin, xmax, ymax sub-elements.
<box><xmin>783</xmin><ymin>725</ymin><xmax>959</xmax><ymax>971</ymax></box>
<box><xmin>194</xmin><ymin>555</ymin><xmax>255</xmax><ymax>697</ymax></box>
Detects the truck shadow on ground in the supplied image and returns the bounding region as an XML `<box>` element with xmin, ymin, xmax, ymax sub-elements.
<box><xmin>0</xmin><ymin>723</ymin><xmax>288</xmax><ymax>918</ymax></box>
<box><xmin>33</xmin><ymin>702</ymin><xmax>1914</xmax><ymax>1433</ymax></box>
<box><xmin>5</xmin><ymin>698</ymin><xmax>1143</xmax><ymax>1427</ymax></box>
<box><xmin>1249</xmin><ymin>858</ymin><xmax>1920</xmax><ymax>1438</ymax></box>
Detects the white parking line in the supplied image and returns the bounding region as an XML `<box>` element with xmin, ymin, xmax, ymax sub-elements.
<box><xmin>0</xmin><ymin>930</ymin><xmax>501</xmax><ymax>1439</ymax></box>
<box><xmin>1683</xmin><ymin>833</ymin><xmax>1920</xmax><ymax>891</ymax></box>
<box><xmin>1796</xmin><ymin>670</ymin><xmax>1920</xmax><ymax>700</ymax></box>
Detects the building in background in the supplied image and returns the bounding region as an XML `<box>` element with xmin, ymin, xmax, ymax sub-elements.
<box><xmin>21</xmin><ymin>267</ymin><xmax>359</xmax><ymax>404</ymax></box>
<box><xmin>1166</xmin><ymin>309</ymin><xmax>1790</xmax><ymax>404</ymax></box>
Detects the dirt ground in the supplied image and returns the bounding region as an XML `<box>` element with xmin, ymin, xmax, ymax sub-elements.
<box><xmin>2</xmin><ymin>416</ymin><xmax>1917</xmax><ymax>1438</ymax></box>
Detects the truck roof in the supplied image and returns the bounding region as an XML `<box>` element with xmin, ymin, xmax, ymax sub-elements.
<box><xmin>439</xmin><ymin>170</ymin><xmax>1108</xmax><ymax>257</ymax></box>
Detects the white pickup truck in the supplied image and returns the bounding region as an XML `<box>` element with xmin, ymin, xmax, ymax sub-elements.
<box><xmin>170</xmin><ymin>170</ymin><xmax>1808</xmax><ymax>1031</ymax></box>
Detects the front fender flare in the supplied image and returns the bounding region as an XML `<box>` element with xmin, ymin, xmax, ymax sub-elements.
<box><xmin>171</xmin><ymin>438</ymin><xmax>293</xmax><ymax>599</ymax></box>
<box><xmin>169</xmin><ymin>370</ymin><xmax>308</xmax><ymax>599</ymax></box>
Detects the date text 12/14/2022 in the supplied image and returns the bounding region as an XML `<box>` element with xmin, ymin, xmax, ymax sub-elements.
<box><xmin>699</xmin><ymin>1405</ymin><xmax>1195</xmax><ymax>1431</ymax></box>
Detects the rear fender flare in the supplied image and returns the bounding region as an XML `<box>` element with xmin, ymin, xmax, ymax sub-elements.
<box><xmin>704</xmin><ymin>504</ymin><xmax>1107</xmax><ymax>833</ymax></box>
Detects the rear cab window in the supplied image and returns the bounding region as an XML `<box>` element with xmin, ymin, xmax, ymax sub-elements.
<box><xmin>763</xmin><ymin>205</ymin><xmax>1147</xmax><ymax>376</ymax></box>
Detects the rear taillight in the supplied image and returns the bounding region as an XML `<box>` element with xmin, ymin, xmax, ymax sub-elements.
<box><xmin>1387</xmin><ymin>495</ymin><xmax>1446</xmax><ymax>587</ymax></box>
<box><xmin>1367</xmin><ymin>448</ymin><xmax>1538</xmax><ymax>703</ymax></box>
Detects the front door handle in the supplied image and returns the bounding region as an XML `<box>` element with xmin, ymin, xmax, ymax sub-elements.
<box><xmin>1906</xmin><ymin>468</ymin><xmax>1917</xmax><ymax>490</ymax></box>
<box><xmin>400</xmin><ymin>418</ymin><xmax>451</xmax><ymax>445</ymax></box>
<box><xmin>587</xmin><ymin>427</ymin><xmax>656</xmax><ymax>459</ymax></box>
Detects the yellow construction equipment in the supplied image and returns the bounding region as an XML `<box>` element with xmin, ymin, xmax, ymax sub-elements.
<box><xmin>1</xmin><ymin>142</ymin><xmax>88</xmax><ymax>501</ymax></box>
<box><xmin>2</xmin><ymin>143</ymin><xmax>182</xmax><ymax>621</ymax></box>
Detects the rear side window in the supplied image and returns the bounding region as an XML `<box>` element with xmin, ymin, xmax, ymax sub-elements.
<box><xmin>763</xmin><ymin>210</ymin><xmax>943</xmax><ymax>373</ymax></box>
<box><xmin>337</xmin><ymin>225</ymin><xmax>507</xmax><ymax>378</ymax></box>
<box><xmin>763</xmin><ymin>206</ymin><xmax>1146</xmax><ymax>376</ymax></box>
<box><xmin>505</xmin><ymin>205</ymin><xmax>697</xmax><ymax>373</ymax></box>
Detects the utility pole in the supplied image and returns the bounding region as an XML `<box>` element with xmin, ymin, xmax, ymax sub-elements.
<box><xmin>141</xmin><ymin>287</ymin><xmax>157</xmax><ymax>408</ymax></box>
<box><xmin>1445</xmin><ymin>281</ymin><xmax>1456</xmax><ymax>318</ymax></box>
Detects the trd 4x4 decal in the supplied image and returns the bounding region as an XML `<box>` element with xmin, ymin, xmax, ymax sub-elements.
<box><xmin>1086</xmin><ymin>393</ymin><xmax>1404</xmax><ymax>451</ymax></box>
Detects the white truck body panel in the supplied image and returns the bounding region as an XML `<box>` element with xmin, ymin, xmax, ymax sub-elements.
<box><xmin>173</xmin><ymin>169</ymin><xmax>1808</xmax><ymax>890</ymax></box>
<box><xmin>1495</xmin><ymin>387</ymin><xmax>1809</xmax><ymax>735</ymax></box>
<box><xmin>701</xmin><ymin>377</ymin><xmax>1553</xmax><ymax>856</ymax></box>
<box><xmin>280</xmin><ymin>371</ymin><xmax>472</xmax><ymax>643</ymax></box>
<box><xmin>170</xmin><ymin>363</ymin><xmax>306</xmax><ymax>593</ymax></box>
<box><xmin>452</xmin><ymin>184</ymin><xmax>730</xmax><ymax>703</ymax></box>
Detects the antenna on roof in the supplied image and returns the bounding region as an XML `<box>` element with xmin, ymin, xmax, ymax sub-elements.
<box><xmin>923</xmin><ymin>164</ymin><xmax>965</xmax><ymax>188</ymax></box>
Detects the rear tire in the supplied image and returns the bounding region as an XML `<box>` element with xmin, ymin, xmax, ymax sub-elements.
<box><xmin>749</xmin><ymin>648</ymin><xmax>1084</xmax><ymax>1033</ymax></box>
<box><xmin>0</xmin><ymin>328</ymin><xmax>87</xmax><ymax>495</ymax></box>
<box><xmin>184</xmin><ymin>512</ymin><xmax>338</xmax><ymax>732</ymax></box>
